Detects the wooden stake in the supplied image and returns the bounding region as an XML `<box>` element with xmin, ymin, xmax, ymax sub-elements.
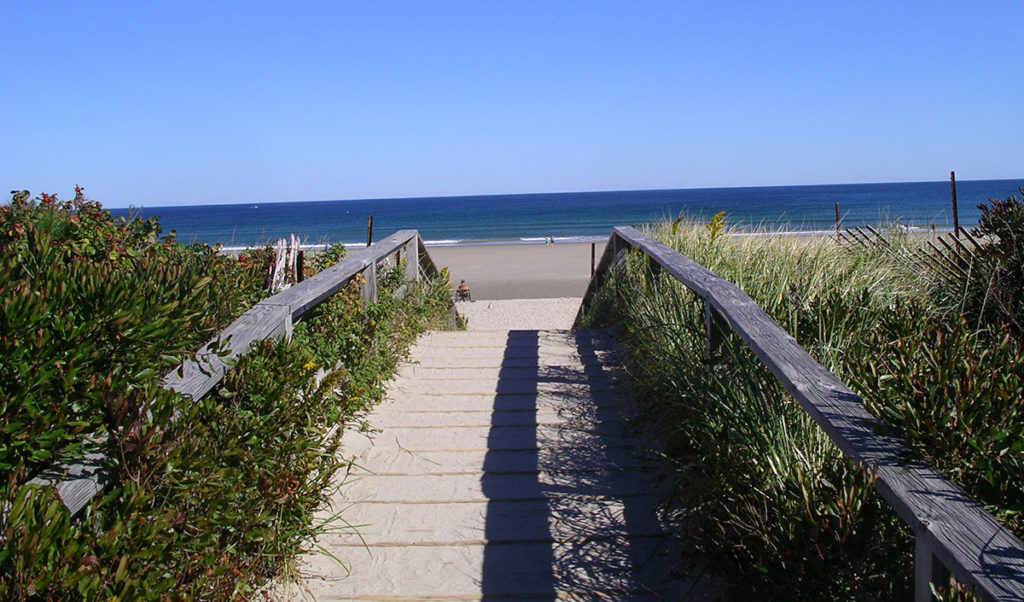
<box><xmin>591</xmin><ymin>242</ymin><xmax>596</xmax><ymax>277</ymax></box>
<box><xmin>366</xmin><ymin>215</ymin><xmax>374</xmax><ymax>247</ymax></box>
<box><xmin>950</xmin><ymin>171</ymin><xmax>959</xmax><ymax>237</ymax></box>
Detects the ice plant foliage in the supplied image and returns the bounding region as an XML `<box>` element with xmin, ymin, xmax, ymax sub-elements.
<box><xmin>0</xmin><ymin>189</ymin><xmax>452</xmax><ymax>599</ymax></box>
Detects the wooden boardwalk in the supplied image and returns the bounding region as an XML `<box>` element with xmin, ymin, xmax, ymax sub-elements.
<box><xmin>289</xmin><ymin>326</ymin><xmax>704</xmax><ymax>600</ymax></box>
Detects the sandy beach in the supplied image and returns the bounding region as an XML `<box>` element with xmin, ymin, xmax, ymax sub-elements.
<box><xmin>453</xmin><ymin>297</ymin><xmax>583</xmax><ymax>330</ymax></box>
<box><xmin>427</xmin><ymin>241</ymin><xmax>606</xmax><ymax>300</ymax></box>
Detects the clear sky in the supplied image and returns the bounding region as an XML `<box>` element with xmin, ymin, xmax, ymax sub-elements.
<box><xmin>2</xmin><ymin>1</ymin><xmax>1021</xmax><ymax>208</ymax></box>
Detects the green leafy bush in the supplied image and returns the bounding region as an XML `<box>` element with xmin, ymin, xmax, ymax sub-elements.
<box><xmin>1</xmin><ymin>190</ymin><xmax>452</xmax><ymax>599</ymax></box>
<box><xmin>960</xmin><ymin>189</ymin><xmax>1024</xmax><ymax>338</ymax></box>
<box><xmin>848</xmin><ymin>301</ymin><xmax>1024</xmax><ymax>536</ymax></box>
<box><xmin>307</xmin><ymin>242</ymin><xmax>347</xmax><ymax>275</ymax></box>
<box><xmin>1</xmin><ymin>189</ymin><xmax>269</xmax><ymax>486</ymax></box>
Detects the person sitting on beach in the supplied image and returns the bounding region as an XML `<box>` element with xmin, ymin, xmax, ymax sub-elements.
<box><xmin>457</xmin><ymin>279</ymin><xmax>471</xmax><ymax>301</ymax></box>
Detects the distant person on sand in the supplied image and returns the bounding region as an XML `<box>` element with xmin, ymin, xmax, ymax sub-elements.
<box><xmin>457</xmin><ymin>279</ymin><xmax>472</xmax><ymax>302</ymax></box>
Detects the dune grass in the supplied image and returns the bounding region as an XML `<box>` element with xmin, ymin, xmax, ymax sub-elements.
<box><xmin>579</xmin><ymin>221</ymin><xmax>951</xmax><ymax>599</ymax></box>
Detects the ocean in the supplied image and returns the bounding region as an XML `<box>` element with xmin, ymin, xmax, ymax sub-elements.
<box><xmin>109</xmin><ymin>179</ymin><xmax>1023</xmax><ymax>250</ymax></box>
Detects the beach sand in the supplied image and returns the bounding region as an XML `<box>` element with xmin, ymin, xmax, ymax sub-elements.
<box><xmin>427</xmin><ymin>241</ymin><xmax>606</xmax><ymax>301</ymax></box>
<box><xmin>454</xmin><ymin>297</ymin><xmax>583</xmax><ymax>331</ymax></box>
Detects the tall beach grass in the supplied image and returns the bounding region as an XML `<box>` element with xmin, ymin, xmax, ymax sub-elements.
<box><xmin>579</xmin><ymin>220</ymin><xmax>973</xmax><ymax>598</ymax></box>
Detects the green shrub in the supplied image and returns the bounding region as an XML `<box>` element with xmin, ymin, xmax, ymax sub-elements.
<box><xmin>1</xmin><ymin>190</ymin><xmax>268</xmax><ymax>487</ymax></box>
<box><xmin>1</xmin><ymin>190</ymin><xmax>452</xmax><ymax>599</ymax></box>
<box><xmin>307</xmin><ymin>242</ymin><xmax>347</xmax><ymax>275</ymax></box>
<box><xmin>848</xmin><ymin>304</ymin><xmax>1024</xmax><ymax>536</ymax></box>
<box><xmin>960</xmin><ymin>189</ymin><xmax>1024</xmax><ymax>338</ymax></box>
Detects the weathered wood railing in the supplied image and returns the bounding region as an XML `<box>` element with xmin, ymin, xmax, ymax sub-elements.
<box><xmin>581</xmin><ymin>225</ymin><xmax>1024</xmax><ymax>602</ymax></box>
<box><xmin>30</xmin><ymin>229</ymin><xmax>440</xmax><ymax>516</ymax></box>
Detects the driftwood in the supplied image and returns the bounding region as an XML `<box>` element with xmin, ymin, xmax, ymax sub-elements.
<box><xmin>268</xmin><ymin>233</ymin><xmax>301</xmax><ymax>292</ymax></box>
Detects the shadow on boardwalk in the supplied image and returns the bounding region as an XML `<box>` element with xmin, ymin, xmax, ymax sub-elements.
<box><xmin>480</xmin><ymin>330</ymin><xmax>704</xmax><ymax>600</ymax></box>
<box><xmin>287</xmin><ymin>327</ymin><xmax>716</xmax><ymax>600</ymax></box>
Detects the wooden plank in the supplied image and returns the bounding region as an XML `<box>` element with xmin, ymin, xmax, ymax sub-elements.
<box><xmin>841</xmin><ymin>229</ymin><xmax>872</xmax><ymax>251</ymax></box>
<box><xmin>28</xmin><ymin>451</ymin><xmax>107</xmax><ymax>516</ymax></box>
<box><xmin>925</xmin><ymin>239</ymin><xmax>970</xmax><ymax>281</ymax></box>
<box><xmin>404</xmin><ymin>238</ymin><xmax>418</xmax><ymax>282</ymax></box>
<box><xmin>946</xmin><ymin>231</ymin><xmax>979</xmax><ymax>262</ymax></box>
<box><xmin>606</xmin><ymin>226</ymin><xmax>1024</xmax><ymax>601</ymax></box>
<box><xmin>267</xmin><ymin>229</ymin><xmax>417</xmax><ymax>320</ymax></box>
<box><xmin>703</xmin><ymin>302</ymin><xmax>725</xmax><ymax>362</ymax></box>
<box><xmin>960</xmin><ymin>227</ymin><xmax>986</xmax><ymax>253</ymax></box>
<box><xmin>936</xmin><ymin>235</ymin><xmax>972</xmax><ymax>270</ymax></box>
<box><xmin>162</xmin><ymin>302</ymin><xmax>291</xmax><ymax>400</ymax></box>
<box><xmin>916</xmin><ymin>537</ymin><xmax>951</xmax><ymax>602</ymax></box>
<box><xmin>361</xmin><ymin>261</ymin><xmax>377</xmax><ymax>304</ymax></box>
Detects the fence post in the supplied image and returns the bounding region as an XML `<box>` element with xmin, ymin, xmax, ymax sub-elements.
<box><xmin>591</xmin><ymin>242</ymin><xmax>596</xmax><ymax>278</ymax></box>
<box><xmin>606</xmin><ymin>234</ymin><xmax>627</xmax><ymax>284</ymax></box>
<box><xmin>361</xmin><ymin>262</ymin><xmax>377</xmax><ymax>305</ymax></box>
<box><xmin>915</xmin><ymin>536</ymin><xmax>950</xmax><ymax>602</ymax></box>
<box><xmin>405</xmin><ymin>236</ymin><xmax>419</xmax><ymax>282</ymax></box>
<box><xmin>950</xmin><ymin>171</ymin><xmax>959</xmax><ymax>238</ymax></box>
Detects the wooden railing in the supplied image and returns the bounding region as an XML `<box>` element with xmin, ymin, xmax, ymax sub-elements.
<box><xmin>581</xmin><ymin>226</ymin><xmax>1024</xmax><ymax>602</ymax></box>
<box><xmin>30</xmin><ymin>229</ymin><xmax>440</xmax><ymax>516</ymax></box>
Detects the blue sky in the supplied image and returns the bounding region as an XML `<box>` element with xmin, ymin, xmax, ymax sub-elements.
<box><xmin>2</xmin><ymin>2</ymin><xmax>1021</xmax><ymax>208</ymax></box>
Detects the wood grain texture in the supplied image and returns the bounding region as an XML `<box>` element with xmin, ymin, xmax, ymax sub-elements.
<box><xmin>162</xmin><ymin>303</ymin><xmax>291</xmax><ymax>400</ymax></box>
<box><xmin>28</xmin><ymin>450</ymin><xmax>108</xmax><ymax>515</ymax></box>
<box><xmin>34</xmin><ymin>231</ymin><xmax>441</xmax><ymax>518</ymax></box>
<box><xmin>595</xmin><ymin>225</ymin><xmax>1024</xmax><ymax>601</ymax></box>
<box><xmin>268</xmin><ymin>229</ymin><xmax>418</xmax><ymax>319</ymax></box>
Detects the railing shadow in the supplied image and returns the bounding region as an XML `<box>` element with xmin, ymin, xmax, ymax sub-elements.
<box><xmin>480</xmin><ymin>329</ymin><xmax>677</xmax><ymax>600</ymax></box>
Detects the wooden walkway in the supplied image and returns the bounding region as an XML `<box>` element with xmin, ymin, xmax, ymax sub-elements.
<box><xmin>289</xmin><ymin>326</ymin><xmax>705</xmax><ymax>600</ymax></box>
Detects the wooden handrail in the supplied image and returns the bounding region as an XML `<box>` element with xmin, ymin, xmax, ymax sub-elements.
<box><xmin>29</xmin><ymin>230</ymin><xmax>440</xmax><ymax>516</ymax></box>
<box><xmin>581</xmin><ymin>225</ymin><xmax>1024</xmax><ymax>602</ymax></box>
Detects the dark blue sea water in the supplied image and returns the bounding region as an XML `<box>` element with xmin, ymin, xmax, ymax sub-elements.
<box><xmin>110</xmin><ymin>180</ymin><xmax>1023</xmax><ymax>249</ymax></box>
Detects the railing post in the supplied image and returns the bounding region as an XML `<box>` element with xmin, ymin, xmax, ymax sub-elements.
<box><xmin>405</xmin><ymin>236</ymin><xmax>419</xmax><ymax>282</ymax></box>
<box><xmin>590</xmin><ymin>242</ymin><xmax>596</xmax><ymax>278</ymax></box>
<box><xmin>915</xmin><ymin>536</ymin><xmax>951</xmax><ymax>602</ymax></box>
<box><xmin>595</xmin><ymin>235</ymin><xmax>618</xmax><ymax>292</ymax></box>
<box><xmin>361</xmin><ymin>262</ymin><xmax>377</xmax><ymax>304</ymax></box>
<box><xmin>610</xmin><ymin>233</ymin><xmax>626</xmax><ymax>278</ymax></box>
<box><xmin>704</xmin><ymin>301</ymin><xmax>725</xmax><ymax>363</ymax></box>
<box><xmin>279</xmin><ymin>308</ymin><xmax>294</xmax><ymax>342</ymax></box>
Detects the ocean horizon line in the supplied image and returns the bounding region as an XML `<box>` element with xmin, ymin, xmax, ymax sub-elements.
<box><xmin>105</xmin><ymin>177</ymin><xmax>1021</xmax><ymax>211</ymax></box>
<box><xmin>113</xmin><ymin>179</ymin><xmax>1022</xmax><ymax>250</ymax></box>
